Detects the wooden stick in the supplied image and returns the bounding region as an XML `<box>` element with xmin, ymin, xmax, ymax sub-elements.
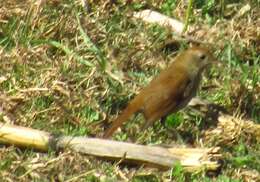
<box><xmin>0</xmin><ymin>123</ymin><xmax>221</xmax><ymax>171</ymax></box>
<box><xmin>0</xmin><ymin>123</ymin><xmax>53</xmax><ymax>151</ymax></box>
<box><xmin>133</xmin><ymin>10</ymin><xmax>184</xmax><ymax>35</ymax></box>
<box><xmin>57</xmin><ymin>136</ymin><xmax>220</xmax><ymax>170</ymax></box>
<box><xmin>133</xmin><ymin>10</ymin><xmax>210</xmax><ymax>45</ymax></box>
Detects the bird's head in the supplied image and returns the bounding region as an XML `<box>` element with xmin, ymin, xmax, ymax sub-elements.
<box><xmin>180</xmin><ymin>46</ymin><xmax>217</xmax><ymax>77</ymax></box>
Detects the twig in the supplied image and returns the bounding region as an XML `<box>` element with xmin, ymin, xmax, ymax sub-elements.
<box><xmin>65</xmin><ymin>169</ymin><xmax>96</xmax><ymax>182</ymax></box>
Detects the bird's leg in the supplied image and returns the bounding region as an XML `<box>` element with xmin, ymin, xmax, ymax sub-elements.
<box><xmin>160</xmin><ymin>116</ymin><xmax>167</xmax><ymax>126</ymax></box>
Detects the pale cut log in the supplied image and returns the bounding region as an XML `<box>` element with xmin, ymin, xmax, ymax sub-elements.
<box><xmin>57</xmin><ymin>136</ymin><xmax>221</xmax><ymax>170</ymax></box>
<box><xmin>0</xmin><ymin>123</ymin><xmax>53</xmax><ymax>151</ymax></box>
<box><xmin>133</xmin><ymin>10</ymin><xmax>184</xmax><ymax>35</ymax></box>
<box><xmin>0</xmin><ymin>123</ymin><xmax>221</xmax><ymax>171</ymax></box>
<box><xmin>133</xmin><ymin>10</ymin><xmax>210</xmax><ymax>45</ymax></box>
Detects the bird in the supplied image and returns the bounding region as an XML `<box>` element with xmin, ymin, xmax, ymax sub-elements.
<box><xmin>103</xmin><ymin>46</ymin><xmax>216</xmax><ymax>138</ymax></box>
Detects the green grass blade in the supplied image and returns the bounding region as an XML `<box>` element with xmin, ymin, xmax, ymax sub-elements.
<box><xmin>76</xmin><ymin>13</ymin><xmax>107</xmax><ymax>71</ymax></box>
<box><xmin>33</xmin><ymin>39</ymin><xmax>94</xmax><ymax>67</ymax></box>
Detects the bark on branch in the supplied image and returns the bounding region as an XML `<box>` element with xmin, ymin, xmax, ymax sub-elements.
<box><xmin>0</xmin><ymin>123</ymin><xmax>221</xmax><ymax>171</ymax></box>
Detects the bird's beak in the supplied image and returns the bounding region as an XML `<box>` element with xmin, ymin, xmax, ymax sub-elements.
<box><xmin>209</xmin><ymin>54</ymin><xmax>221</xmax><ymax>66</ymax></box>
<box><xmin>212</xmin><ymin>58</ymin><xmax>222</xmax><ymax>66</ymax></box>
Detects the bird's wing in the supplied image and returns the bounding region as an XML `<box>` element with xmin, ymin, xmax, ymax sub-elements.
<box><xmin>142</xmin><ymin>73</ymin><xmax>192</xmax><ymax>125</ymax></box>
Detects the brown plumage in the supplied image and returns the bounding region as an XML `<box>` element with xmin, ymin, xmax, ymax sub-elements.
<box><xmin>103</xmin><ymin>46</ymin><xmax>216</xmax><ymax>138</ymax></box>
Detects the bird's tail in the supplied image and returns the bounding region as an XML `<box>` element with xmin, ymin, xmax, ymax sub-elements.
<box><xmin>103</xmin><ymin>99</ymin><xmax>140</xmax><ymax>138</ymax></box>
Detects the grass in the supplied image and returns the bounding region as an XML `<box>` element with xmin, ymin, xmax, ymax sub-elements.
<box><xmin>0</xmin><ymin>0</ymin><xmax>259</xmax><ymax>181</ymax></box>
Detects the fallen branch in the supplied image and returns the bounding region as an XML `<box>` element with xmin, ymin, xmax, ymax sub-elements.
<box><xmin>133</xmin><ymin>10</ymin><xmax>210</xmax><ymax>45</ymax></box>
<box><xmin>0</xmin><ymin>123</ymin><xmax>221</xmax><ymax>171</ymax></box>
<box><xmin>133</xmin><ymin>10</ymin><xmax>184</xmax><ymax>35</ymax></box>
<box><xmin>0</xmin><ymin>123</ymin><xmax>52</xmax><ymax>151</ymax></box>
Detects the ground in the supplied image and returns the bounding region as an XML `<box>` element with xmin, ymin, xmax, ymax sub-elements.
<box><xmin>0</xmin><ymin>0</ymin><xmax>259</xmax><ymax>181</ymax></box>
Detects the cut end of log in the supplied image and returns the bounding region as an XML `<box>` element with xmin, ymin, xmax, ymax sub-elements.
<box><xmin>167</xmin><ymin>147</ymin><xmax>222</xmax><ymax>172</ymax></box>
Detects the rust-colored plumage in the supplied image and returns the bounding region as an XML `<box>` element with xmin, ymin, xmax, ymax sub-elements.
<box><xmin>103</xmin><ymin>46</ymin><xmax>215</xmax><ymax>138</ymax></box>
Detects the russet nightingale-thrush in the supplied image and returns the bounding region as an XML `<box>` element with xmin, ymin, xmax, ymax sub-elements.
<box><xmin>103</xmin><ymin>46</ymin><xmax>216</xmax><ymax>138</ymax></box>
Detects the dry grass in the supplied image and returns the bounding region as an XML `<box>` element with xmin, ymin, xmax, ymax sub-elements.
<box><xmin>0</xmin><ymin>0</ymin><xmax>259</xmax><ymax>181</ymax></box>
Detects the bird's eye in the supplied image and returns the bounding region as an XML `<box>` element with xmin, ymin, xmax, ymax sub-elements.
<box><xmin>199</xmin><ymin>54</ymin><xmax>206</xmax><ymax>60</ymax></box>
